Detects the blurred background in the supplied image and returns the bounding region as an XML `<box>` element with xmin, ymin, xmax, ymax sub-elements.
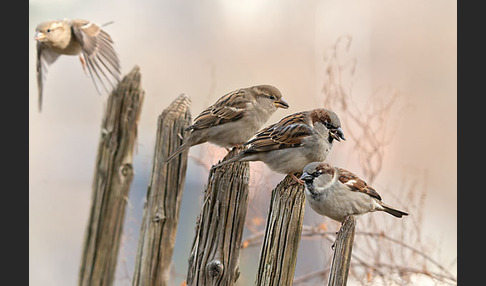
<box><xmin>29</xmin><ymin>0</ymin><xmax>456</xmax><ymax>285</ymax></box>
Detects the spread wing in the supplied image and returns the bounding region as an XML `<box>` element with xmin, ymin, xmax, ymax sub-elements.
<box><xmin>36</xmin><ymin>42</ymin><xmax>60</xmax><ymax>111</ymax></box>
<box><xmin>187</xmin><ymin>89</ymin><xmax>250</xmax><ymax>131</ymax></box>
<box><xmin>243</xmin><ymin>111</ymin><xmax>313</xmax><ymax>153</ymax></box>
<box><xmin>71</xmin><ymin>19</ymin><xmax>121</xmax><ymax>94</ymax></box>
<box><xmin>337</xmin><ymin>168</ymin><xmax>382</xmax><ymax>200</ymax></box>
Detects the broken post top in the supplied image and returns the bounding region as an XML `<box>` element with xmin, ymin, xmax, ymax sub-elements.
<box><xmin>161</xmin><ymin>94</ymin><xmax>191</xmax><ymax>120</ymax></box>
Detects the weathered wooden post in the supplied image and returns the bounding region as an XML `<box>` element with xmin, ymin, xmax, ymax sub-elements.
<box><xmin>186</xmin><ymin>148</ymin><xmax>250</xmax><ymax>286</ymax></box>
<box><xmin>328</xmin><ymin>215</ymin><xmax>356</xmax><ymax>286</ymax></box>
<box><xmin>132</xmin><ymin>94</ymin><xmax>192</xmax><ymax>286</ymax></box>
<box><xmin>78</xmin><ymin>66</ymin><xmax>144</xmax><ymax>286</ymax></box>
<box><xmin>255</xmin><ymin>174</ymin><xmax>306</xmax><ymax>286</ymax></box>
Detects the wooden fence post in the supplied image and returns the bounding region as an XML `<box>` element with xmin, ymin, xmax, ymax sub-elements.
<box><xmin>328</xmin><ymin>215</ymin><xmax>356</xmax><ymax>286</ymax></box>
<box><xmin>78</xmin><ymin>66</ymin><xmax>144</xmax><ymax>286</ymax></box>
<box><xmin>186</xmin><ymin>149</ymin><xmax>250</xmax><ymax>286</ymax></box>
<box><xmin>132</xmin><ymin>94</ymin><xmax>192</xmax><ymax>286</ymax></box>
<box><xmin>255</xmin><ymin>174</ymin><xmax>305</xmax><ymax>286</ymax></box>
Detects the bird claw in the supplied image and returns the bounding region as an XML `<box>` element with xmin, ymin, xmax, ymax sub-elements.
<box><xmin>289</xmin><ymin>173</ymin><xmax>305</xmax><ymax>185</ymax></box>
<box><xmin>79</xmin><ymin>55</ymin><xmax>88</xmax><ymax>76</ymax></box>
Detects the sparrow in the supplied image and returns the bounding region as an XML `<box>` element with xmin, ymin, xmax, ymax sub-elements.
<box><xmin>211</xmin><ymin>108</ymin><xmax>345</xmax><ymax>183</ymax></box>
<box><xmin>35</xmin><ymin>18</ymin><xmax>121</xmax><ymax>111</ymax></box>
<box><xmin>300</xmin><ymin>162</ymin><xmax>409</xmax><ymax>223</ymax></box>
<box><xmin>164</xmin><ymin>85</ymin><xmax>289</xmax><ymax>164</ymax></box>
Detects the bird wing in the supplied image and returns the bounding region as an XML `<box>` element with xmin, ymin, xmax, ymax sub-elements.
<box><xmin>337</xmin><ymin>168</ymin><xmax>382</xmax><ymax>200</ymax></box>
<box><xmin>36</xmin><ymin>42</ymin><xmax>60</xmax><ymax>111</ymax></box>
<box><xmin>243</xmin><ymin>111</ymin><xmax>314</xmax><ymax>153</ymax></box>
<box><xmin>71</xmin><ymin>19</ymin><xmax>121</xmax><ymax>94</ymax></box>
<box><xmin>187</xmin><ymin>89</ymin><xmax>250</xmax><ymax>131</ymax></box>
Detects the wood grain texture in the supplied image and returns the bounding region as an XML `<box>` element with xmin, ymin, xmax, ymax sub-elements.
<box><xmin>328</xmin><ymin>215</ymin><xmax>356</xmax><ymax>286</ymax></box>
<box><xmin>78</xmin><ymin>66</ymin><xmax>144</xmax><ymax>286</ymax></box>
<box><xmin>132</xmin><ymin>94</ymin><xmax>192</xmax><ymax>286</ymax></box>
<box><xmin>255</xmin><ymin>174</ymin><xmax>305</xmax><ymax>286</ymax></box>
<box><xmin>187</xmin><ymin>148</ymin><xmax>250</xmax><ymax>286</ymax></box>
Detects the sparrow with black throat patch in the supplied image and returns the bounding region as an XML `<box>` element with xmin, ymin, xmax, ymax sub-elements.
<box><xmin>212</xmin><ymin>108</ymin><xmax>345</xmax><ymax>184</ymax></box>
<box><xmin>301</xmin><ymin>162</ymin><xmax>409</xmax><ymax>223</ymax></box>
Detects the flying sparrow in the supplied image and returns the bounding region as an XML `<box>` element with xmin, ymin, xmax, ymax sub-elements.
<box><xmin>211</xmin><ymin>108</ymin><xmax>345</xmax><ymax>183</ymax></box>
<box><xmin>300</xmin><ymin>162</ymin><xmax>409</xmax><ymax>223</ymax></box>
<box><xmin>164</xmin><ymin>85</ymin><xmax>289</xmax><ymax>164</ymax></box>
<box><xmin>35</xmin><ymin>18</ymin><xmax>121</xmax><ymax>111</ymax></box>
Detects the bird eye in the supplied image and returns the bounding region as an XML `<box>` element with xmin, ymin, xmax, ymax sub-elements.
<box><xmin>324</xmin><ymin>122</ymin><xmax>333</xmax><ymax>129</ymax></box>
<box><xmin>269</xmin><ymin>95</ymin><xmax>276</xmax><ymax>100</ymax></box>
<box><xmin>47</xmin><ymin>29</ymin><xmax>51</xmax><ymax>33</ymax></box>
<box><xmin>313</xmin><ymin>170</ymin><xmax>322</xmax><ymax>176</ymax></box>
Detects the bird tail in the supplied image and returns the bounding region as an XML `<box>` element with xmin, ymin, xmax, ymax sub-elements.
<box><xmin>101</xmin><ymin>21</ymin><xmax>115</xmax><ymax>27</ymax></box>
<box><xmin>380</xmin><ymin>203</ymin><xmax>409</xmax><ymax>218</ymax></box>
<box><xmin>211</xmin><ymin>153</ymin><xmax>246</xmax><ymax>170</ymax></box>
<box><xmin>164</xmin><ymin>142</ymin><xmax>189</xmax><ymax>165</ymax></box>
<box><xmin>38</xmin><ymin>92</ymin><xmax>43</xmax><ymax>112</ymax></box>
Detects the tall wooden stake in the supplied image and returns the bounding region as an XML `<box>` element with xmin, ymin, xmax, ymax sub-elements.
<box><xmin>255</xmin><ymin>174</ymin><xmax>305</xmax><ymax>286</ymax></box>
<box><xmin>78</xmin><ymin>66</ymin><xmax>144</xmax><ymax>286</ymax></box>
<box><xmin>186</xmin><ymin>149</ymin><xmax>250</xmax><ymax>286</ymax></box>
<box><xmin>132</xmin><ymin>94</ymin><xmax>191</xmax><ymax>286</ymax></box>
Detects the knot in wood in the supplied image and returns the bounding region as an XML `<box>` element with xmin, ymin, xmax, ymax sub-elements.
<box><xmin>206</xmin><ymin>259</ymin><xmax>224</xmax><ymax>279</ymax></box>
<box><xmin>152</xmin><ymin>212</ymin><xmax>165</xmax><ymax>222</ymax></box>
<box><xmin>120</xmin><ymin>163</ymin><xmax>133</xmax><ymax>177</ymax></box>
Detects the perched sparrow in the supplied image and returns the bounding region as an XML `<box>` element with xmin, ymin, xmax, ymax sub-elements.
<box><xmin>35</xmin><ymin>18</ymin><xmax>121</xmax><ymax>111</ymax></box>
<box><xmin>164</xmin><ymin>85</ymin><xmax>289</xmax><ymax>164</ymax></box>
<box><xmin>212</xmin><ymin>108</ymin><xmax>345</xmax><ymax>183</ymax></box>
<box><xmin>300</xmin><ymin>162</ymin><xmax>409</xmax><ymax>223</ymax></box>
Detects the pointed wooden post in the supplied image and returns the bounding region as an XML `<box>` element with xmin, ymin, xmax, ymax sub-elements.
<box><xmin>255</xmin><ymin>174</ymin><xmax>306</xmax><ymax>286</ymax></box>
<box><xmin>132</xmin><ymin>94</ymin><xmax>192</xmax><ymax>286</ymax></box>
<box><xmin>328</xmin><ymin>215</ymin><xmax>356</xmax><ymax>286</ymax></box>
<box><xmin>186</xmin><ymin>149</ymin><xmax>250</xmax><ymax>286</ymax></box>
<box><xmin>78</xmin><ymin>66</ymin><xmax>144</xmax><ymax>286</ymax></box>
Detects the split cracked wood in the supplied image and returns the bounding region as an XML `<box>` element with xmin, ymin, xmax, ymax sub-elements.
<box><xmin>328</xmin><ymin>215</ymin><xmax>356</xmax><ymax>286</ymax></box>
<box><xmin>187</xmin><ymin>148</ymin><xmax>250</xmax><ymax>286</ymax></box>
<box><xmin>255</xmin><ymin>174</ymin><xmax>306</xmax><ymax>286</ymax></box>
<box><xmin>132</xmin><ymin>94</ymin><xmax>192</xmax><ymax>286</ymax></box>
<box><xmin>78</xmin><ymin>66</ymin><xmax>144</xmax><ymax>286</ymax></box>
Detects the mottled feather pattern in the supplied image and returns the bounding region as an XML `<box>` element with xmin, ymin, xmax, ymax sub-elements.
<box><xmin>242</xmin><ymin>110</ymin><xmax>312</xmax><ymax>153</ymax></box>
<box><xmin>187</xmin><ymin>89</ymin><xmax>250</xmax><ymax>131</ymax></box>
<box><xmin>302</xmin><ymin>162</ymin><xmax>408</xmax><ymax>221</ymax></box>
<box><xmin>164</xmin><ymin>85</ymin><xmax>287</xmax><ymax>164</ymax></box>
<box><xmin>336</xmin><ymin>168</ymin><xmax>382</xmax><ymax>200</ymax></box>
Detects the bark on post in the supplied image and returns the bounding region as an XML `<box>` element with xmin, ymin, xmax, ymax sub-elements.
<box><xmin>328</xmin><ymin>215</ymin><xmax>356</xmax><ymax>286</ymax></box>
<box><xmin>186</xmin><ymin>149</ymin><xmax>250</xmax><ymax>286</ymax></box>
<box><xmin>132</xmin><ymin>94</ymin><xmax>192</xmax><ymax>286</ymax></box>
<box><xmin>255</xmin><ymin>174</ymin><xmax>305</xmax><ymax>286</ymax></box>
<box><xmin>78</xmin><ymin>66</ymin><xmax>144</xmax><ymax>286</ymax></box>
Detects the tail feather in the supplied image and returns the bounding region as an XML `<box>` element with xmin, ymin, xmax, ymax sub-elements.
<box><xmin>380</xmin><ymin>203</ymin><xmax>409</xmax><ymax>218</ymax></box>
<box><xmin>211</xmin><ymin>153</ymin><xmax>246</xmax><ymax>170</ymax></box>
<box><xmin>164</xmin><ymin>142</ymin><xmax>189</xmax><ymax>165</ymax></box>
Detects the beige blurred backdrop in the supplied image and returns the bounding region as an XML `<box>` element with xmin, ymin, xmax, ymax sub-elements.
<box><xmin>29</xmin><ymin>0</ymin><xmax>456</xmax><ymax>285</ymax></box>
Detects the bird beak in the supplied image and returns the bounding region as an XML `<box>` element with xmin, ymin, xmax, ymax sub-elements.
<box><xmin>300</xmin><ymin>172</ymin><xmax>313</xmax><ymax>183</ymax></box>
<box><xmin>330</xmin><ymin>127</ymin><xmax>345</xmax><ymax>142</ymax></box>
<box><xmin>274</xmin><ymin>98</ymin><xmax>289</xmax><ymax>109</ymax></box>
<box><xmin>34</xmin><ymin>32</ymin><xmax>46</xmax><ymax>41</ymax></box>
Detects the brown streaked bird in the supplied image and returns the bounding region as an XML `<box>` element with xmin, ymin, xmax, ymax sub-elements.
<box><xmin>164</xmin><ymin>85</ymin><xmax>289</xmax><ymax>164</ymax></box>
<box><xmin>300</xmin><ymin>162</ymin><xmax>409</xmax><ymax>223</ymax></box>
<box><xmin>35</xmin><ymin>18</ymin><xmax>121</xmax><ymax>111</ymax></box>
<box><xmin>211</xmin><ymin>108</ymin><xmax>345</xmax><ymax>183</ymax></box>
